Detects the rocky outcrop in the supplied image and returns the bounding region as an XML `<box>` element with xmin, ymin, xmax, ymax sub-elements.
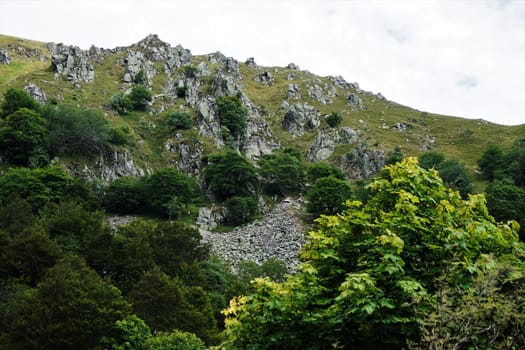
<box><xmin>346</xmin><ymin>93</ymin><xmax>365</xmax><ymax>110</ymax></box>
<box><xmin>245</xmin><ymin>57</ymin><xmax>257</xmax><ymax>67</ymax></box>
<box><xmin>339</xmin><ymin>143</ymin><xmax>385</xmax><ymax>179</ymax></box>
<box><xmin>51</xmin><ymin>44</ymin><xmax>95</xmax><ymax>82</ymax></box>
<box><xmin>331</xmin><ymin>75</ymin><xmax>359</xmax><ymax>90</ymax></box>
<box><xmin>200</xmin><ymin>198</ymin><xmax>306</xmax><ymax>270</ymax></box>
<box><xmin>306</xmin><ymin>127</ymin><xmax>360</xmax><ymax>161</ymax></box>
<box><xmin>243</xmin><ymin>119</ymin><xmax>280</xmax><ymax>160</ymax></box>
<box><xmin>24</xmin><ymin>83</ymin><xmax>47</xmax><ymax>105</ymax></box>
<box><xmin>287</xmin><ymin>84</ymin><xmax>301</xmax><ymax>99</ymax></box>
<box><xmin>0</xmin><ymin>49</ymin><xmax>10</xmax><ymax>64</ymax></box>
<box><xmin>123</xmin><ymin>50</ymin><xmax>156</xmax><ymax>85</ymax></box>
<box><xmin>254</xmin><ymin>71</ymin><xmax>274</xmax><ymax>86</ymax></box>
<box><xmin>164</xmin><ymin>134</ymin><xmax>204</xmax><ymax>177</ymax></box>
<box><xmin>96</xmin><ymin>148</ymin><xmax>145</xmax><ymax>182</ymax></box>
<box><xmin>282</xmin><ymin>103</ymin><xmax>320</xmax><ymax>135</ymax></box>
<box><xmin>307</xmin><ymin>83</ymin><xmax>337</xmax><ymax>105</ymax></box>
<box><xmin>287</xmin><ymin>62</ymin><xmax>300</xmax><ymax>70</ymax></box>
<box><xmin>195</xmin><ymin>96</ymin><xmax>223</xmax><ymax>147</ymax></box>
<box><xmin>392</xmin><ymin>122</ymin><xmax>413</xmax><ymax>132</ymax></box>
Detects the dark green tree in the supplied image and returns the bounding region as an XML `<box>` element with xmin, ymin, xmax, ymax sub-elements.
<box><xmin>1</xmin><ymin>255</ymin><xmax>131</xmax><ymax>350</ymax></box>
<box><xmin>306</xmin><ymin>176</ymin><xmax>353</xmax><ymax>217</ymax></box>
<box><xmin>144</xmin><ymin>168</ymin><xmax>196</xmax><ymax>216</ymax></box>
<box><xmin>165</xmin><ymin>111</ymin><xmax>192</xmax><ymax>131</ymax></box>
<box><xmin>129</xmin><ymin>85</ymin><xmax>152</xmax><ymax>111</ymax></box>
<box><xmin>418</xmin><ymin>150</ymin><xmax>445</xmax><ymax>170</ymax></box>
<box><xmin>438</xmin><ymin>158</ymin><xmax>473</xmax><ymax>198</ymax></box>
<box><xmin>325</xmin><ymin>112</ymin><xmax>343</xmax><ymax>128</ymax></box>
<box><xmin>104</xmin><ymin>176</ymin><xmax>145</xmax><ymax>215</ymax></box>
<box><xmin>306</xmin><ymin>161</ymin><xmax>346</xmax><ymax>183</ymax></box>
<box><xmin>204</xmin><ymin>151</ymin><xmax>259</xmax><ymax>201</ymax></box>
<box><xmin>0</xmin><ymin>166</ymin><xmax>74</xmax><ymax>211</ymax></box>
<box><xmin>0</xmin><ymin>108</ymin><xmax>48</xmax><ymax>165</ymax></box>
<box><xmin>477</xmin><ymin>143</ymin><xmax>505</xmax><ymax>181</ymax></box>
<box><xmin>0</xmin><ymin>193</ymin><xmax>35</xmax><ymax>235</ymax></box>
<box><xmin>0</xmin><ymin>226</ymin><xmax>62</xmax><ymax>286</ymax></box>
<box><xmin>505</xmin><ymin>137</ymin><xmax>525</xmax><ymax>186</ymax></box>
<box><xmin>224</xmin><ymin>196</ymin><xmax>259</xmax><ymax>225</ymax></box>
<box><xmin>216</xmin><ymin>96</ymin><xmax>247</xmax><ymax>143</ymax></box>
<box><xmin>258</xmin><ymin>148</ymin><xmax>305</xmax><ymax>196</ymax></box>
<box><xmin>0</xmin><ymin>88</ymin><xmax>41</xmax><ymax>118</ymax></box>
<box><xmin>385</xmin><ymin>145</ymin><xmax>404</xmax><ymax>165</ymax></box>
<box><xmin>39</xmin><ymin>200</ymin><xmax>109</xmax><ymax>254</ymax></box>
<box><xmin>111</xmin><ymin>93</ymin><xmax>133</xmax><ymax>115</ymax></box>
<box><xmin>485</xmin><ymin>179</ymin><xmax>525</xmax><ymax>240</ymax></box>
<box><xmin>44</xmin><ymin>104</ymin><xmax>110</xmax><ymax>157</ymax></box>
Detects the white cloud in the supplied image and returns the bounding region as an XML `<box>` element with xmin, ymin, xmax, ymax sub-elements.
<box><xmin>0</xmin><ymin>0</ymin><xmax>523</xmax><ymax>125</ymax></box>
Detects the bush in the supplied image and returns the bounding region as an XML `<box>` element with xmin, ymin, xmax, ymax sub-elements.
<box><xmin>165</xmin><ymin>111</ymin><xmax>192</xmax><ymax>131</ymax></box>
<box><xmin>129</xmin><ymin>85</ymin><xmax>152</xmax><ymax>111</ymax></box>
<box><xmin>438</xmin><ymin>158</ymin><xmax>473</xmax><ymax>199</ymax></box>
<box><xmin>108</xmin><ymin>126</ymin><xmax>134</xmax><ymax>146</ymax></box>
<box><xmin>306</xmin><ymin>176</ymin><xmax>353</xmax><ymax>217</ymax></box>
<box><xmin>44</xmin><ymin>104</ymin><xmax>110</xmax><ymax>158</ymax></box>
<box><xmin>258</xmin><ymin>148</ymin><xmax>305</xmax><ymax>196</ymax></box>
<box><xmin>224</xmin><ymin>196</ymin><xmax>259</xmax><ymax>225</ymax></box>
<box><xmin>104</xmin><ymin>176</ymin><xmax>145</xmax><ymax>214</ymax></box>
<box><xmin>216</xmin><ymin>96</ymin><xmax>247</xmax><ymax>142</ymax></box>
<box><xmin>385</xmin><ymin>145</ymin><xmax>404</xmax><ymax>165</ymax></box>
<box><xmin>1</xmin><ymin>88</ymin><xmax>41</xmax><ymax>118</ymax></box>
<box><xmin>134</xmin><ymin>70</ymin><xmax>147</xmax><ymax>85</ymax></box>
<box><xmin>176</xmin><ymin>86</ymin><xmax>187</xmax><ymax>98</ymax></box>
<box><xmin>325</xmin><ymin>112</ymin><xmax>342</xmax><ymax>128</ymax></box>
<box><xmin>111</xmin><ymin>93</ymin><xmax>133</xmax><ymax>115</ymax></box>
<box><xmin>204</xmin><ymin>151</ymin><xmax>259</xmax><ymax>201</ymax></box>
<box><xmin>0</xmin><ymin>108</ymin><xmax>48</xmax><ymax>165</ymax></box>
<box><xmin>418</xmin><ymin>150</ymin><xmax>445</xmax><ymax>170</ymax></box>
<box><xmin>306</xmin><ymin>162</ymin><xmax>346</xmax><ymax>183</ymax></box>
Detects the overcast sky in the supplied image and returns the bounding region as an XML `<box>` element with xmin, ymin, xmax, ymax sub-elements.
<box><xmin>1</xmin><ymin>0</ymin><xmax>524</xmax><ymax>125</ymax></box>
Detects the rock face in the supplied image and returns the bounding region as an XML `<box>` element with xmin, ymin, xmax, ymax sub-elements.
<box><xmin>96</xmin><ymin>148</ymin><xmax>145</xmax><ymax>182</ymax></box>
<box><xmin>339</xmin><ymin>144</ymin><xmax>385</xmax><ymax>179</ymax></box>
<box><xmin>346</xmin><ymin>93</ymin><xmax>365</xmax><ymax>110</ymax></box>
<box><xmin>123</xmin><ymin>50</ymin><xmax>156</xmax><ymax>85</ymax></box>
<box><xmin>254</xmin><ymin>71</ymin><xmax>274</xmax><ymax>86</ymax></box>
<box><xmin>164</xmin><ymin>135</ymin><xmax>204</xmax><ymax>177</ymax></box>
<box><xmin>51</xmin><ymin>44</ymin><xmax>95</xmax><ymax>82</ymax></box>
<box><xmin>0</xmin><ymin>49</ymin><xmax>10</xmax><ymax>64</ymax></box>
<box><xmin>282</xmin><ymin>103</ymin><xmax>320</xmax><ymax>135</ymax></box>
<box><xmin>24</xmin><ymin>84</ymin><xmax>47</xmax><ymax>105</ymax></box>
<box><xmin>287</xmin><ymin>84</ymin><xmax>301</xmax><ymax>99</ymax></box>
<box><xmin>200</xmin><ymin>198</ymin><xmax>307</xmax><ymax>270</ymax></box>
<box><xmin>306</xmin><ymin>127</ymin><xmax>360</xmax><ymax>161</ymax></box>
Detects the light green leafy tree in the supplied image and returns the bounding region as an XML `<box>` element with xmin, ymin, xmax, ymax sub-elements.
<box><xmin>222</xmin><ymin>158</ymin><xmax>524</xmax><ymax>349</ymax></box>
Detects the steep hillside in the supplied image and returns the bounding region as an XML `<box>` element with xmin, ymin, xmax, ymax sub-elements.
<box><xmin>1</xmin><ymin>33</ymin><xmax>523</xmax><ymax>189</ymax></box>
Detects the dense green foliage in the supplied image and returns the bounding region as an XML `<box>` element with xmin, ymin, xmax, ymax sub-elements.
<box><xmin>306</xmin><ymin>176</ymin><xmax>353</xmax><ymax>217</ymax></box>
<box><xmin>224</xmin><ymin>196</ymin><xmax>259</xmax><ymax>225</ymax></box>
<box><xmin>44</xmin><ymin>104</ymin><xmax>111</xmax><ymax>157</ymax></box>
<box><xmin>129</xmin><ymin>85</ymin><xmax>152</xmax><ymax>111</ymax></box>
<box><xmin>165</xmin><ymin>111</ymin><xmax>192</xmax><ymax>131</ymax></box>
<box><xmin>204</xmin><ymin>151</ymin><xmax>259</xmax><ymax>201</ymax></box>
<box><xmin>1</xmin><ymin>255</ymin><xmax>132</xmax><ymax>350</ymax></box>
<box><xmin>216</xmin><ymin>95</ymin><xmax>247</xmax><ymax>143</ymax></box>
<box><xmin>325</xmin><ymin>111</ymin><xmax>342</xmax><ymax>128</ymax></box>
<box><xmin>111</xmin><ymin>93</ymin><xmax>133</xmax><ymax>115</ymax></box>
<box><xmin>258</xmin><ymin>148</ymin><xmax>304</xmax><ymax>196</ymax></box>
<box><xmin>0</xmin><ymin>108</ymin><xmax>47</xmax><ymax>165</ymax></box>
<box><xmin>0</xmin><ymin>88</ymin><xmax>41</xmax><ymax>118</ymax></box>
<box><xmin>306</xmin><ymin>161</ymin><xmax>346</xmax><ymax>183</ymax></box>
<box><xmin>385</xmin><ymin>145</ymin><xmax>404</xmax><ymax>165</ymax></box>
<box><xmin>222</xmin><ymin>158</ymin><xmax>525</xmax><ymax>349</ymax></box>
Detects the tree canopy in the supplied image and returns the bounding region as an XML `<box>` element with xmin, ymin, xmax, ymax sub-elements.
<box><xmin>222</xmin><ymin>158</ymin><xmax>525</xmax><ymax>349</ymax></box>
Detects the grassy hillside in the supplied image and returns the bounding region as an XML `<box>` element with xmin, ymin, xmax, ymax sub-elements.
<box><xmin>1</xmin><ymin>33</ymin><xmax>523</xmax><ymax>191</ymax></box>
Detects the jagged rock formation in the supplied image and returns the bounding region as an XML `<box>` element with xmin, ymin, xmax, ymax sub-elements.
<box><xmin>282</xmin><ymin>103</ymin><xmax>321</xmax><ymax>135</ymax></box>
<box><xmin>306</xmin><ymin>127</ymin><xmax>360</xmax><ymax>161</ymax></box>
<box><xmin>200</xmin><ymin>198</ymin><xmax>306</xmax><ymax>270</ymax></box>
<box><xmin>23</xmin><ymin>83</ymin><xmax>47</xmax><ymax>105</ymax></box>
<box><xmin>0</xmin><ymin>49</ymin><xmax>9</xmax><ymax>64</ymax></box>
<box><xmin>339</xmin><ymin>143</ymin><xmax>385</xmax><ymax>179</ymax></box>
<box><xmin>51</xmin><ymin>43</ymin><xmax>96</xmax><ymax>82</ymax></box>
<box><xmin>96</xmin><ymin>148</ymin><xmax>146</xmax><ymax>182</ymax></box>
